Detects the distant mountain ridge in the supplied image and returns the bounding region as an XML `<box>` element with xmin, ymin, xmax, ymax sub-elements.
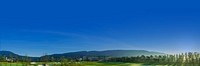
<box><xmin>0</xmin><ymin>50</ymin><xmax>165</xmax><ymax>60</ymax></box>
<box><xmin>0</xmin><ymin>51</ymin><xmax>22</xmax><ymax>57</ymax></box>
<box><xmin>46</xmin><ymin>50</ymin><xmax>165</xmax><ymax>59</ymax></box>
<box><xmin>0</xmin><ymin>51</ymin><xmax>38</xmax><ymax>61</ymax></box>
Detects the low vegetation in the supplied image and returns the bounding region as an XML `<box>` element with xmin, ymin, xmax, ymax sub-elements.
<box><xmin>107</xmin><ymin>52</ymin><xmax>200</xmax><ymax>66</ymax></box>
<box><xmin>0</xmin><ymin>52</ymin><xmax>200</xmax><ymax>66</ymax></box>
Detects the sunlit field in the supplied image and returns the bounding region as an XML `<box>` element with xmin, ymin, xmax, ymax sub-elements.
<box><xmin>81</xmin><ymin>62</ymin><xmax>170</xmax><ymax>66</ymax></box>
<box><xmin>83</xmin><ymin>62</ymin><xmax>145</xmax><ymax>66</ymax></box>
<box><xmin>0</xmin><ymin>62</ymin><xmax>172</xmax><ymax>66</ymax></box>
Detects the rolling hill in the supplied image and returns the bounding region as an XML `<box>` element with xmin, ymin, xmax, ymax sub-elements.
<box><xmin>46</xmin><ymin>50</ymin><xmax>165</xmax><ymax>58</ymax></box>
<box><xmin>0</xmin><ymin>50</ymin><xmax>165</xmax><ymax>61</ymax></box>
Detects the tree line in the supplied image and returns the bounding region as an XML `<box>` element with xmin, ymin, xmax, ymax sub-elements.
<box><xmin>1</xmin><ymin>52</ymin><xmax>200</xmax><ymax>66</ymax></box>
<box><xmin>106</xmin><ymin>52</ymin><xmax>200</xmax><ymax>66</ymax></box>
<box><xmin>0</xmin><ymin>55</ymin><xmax>83</xmax><ymax>66</ymax></box>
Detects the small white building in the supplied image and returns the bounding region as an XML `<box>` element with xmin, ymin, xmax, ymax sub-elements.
<box><xmin>5</xmin><ymin>57</ymin><xmax>13</xmax><ymax>62</ymax></box>
<box><xmin>38</xmin><ymin>64</ymin><xmax>49</xmax><ymax>66</ymax></box>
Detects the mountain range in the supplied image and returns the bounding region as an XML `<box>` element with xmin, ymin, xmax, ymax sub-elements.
<box><xmin>0</xmin><ymin>50</ymin><xmax>165</xmax><ymax>57</ymax></box>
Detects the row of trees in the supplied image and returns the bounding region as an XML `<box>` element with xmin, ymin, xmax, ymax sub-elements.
<box><xmin>0</xmin><ymin>55</ymin><xmax>31</xmax><ymax>66</ymax></box>
<box><xmin>0</xmin><ymin>55</ymin><xmax>83</xmax><ymax>66</ymax></box>
<box><xmin>1</xmin><ymin>52</ymin><xmax>200</xmax><ymax>66</ymax></box>
<box><xmin>107</xmin><ymin>52</ymin><xmax>200</xmax><ymax>66</ymax></box>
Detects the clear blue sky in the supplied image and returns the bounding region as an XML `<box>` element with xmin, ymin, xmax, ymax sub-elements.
<box><xmin>0</xmin><ymin>0</ymin><xmax>200</xmax><ymax>57</ymax></box>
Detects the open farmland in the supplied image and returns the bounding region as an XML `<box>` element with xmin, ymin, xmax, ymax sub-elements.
<box><xmin>0</xmin><ymin>62</ymin><xmax>174</xmax><ymax>66</ymax></box>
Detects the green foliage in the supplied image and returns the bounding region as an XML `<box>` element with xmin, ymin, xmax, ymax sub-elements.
<box><xmin>1</xmin><ymin>52</ymin><xmax>200</xmax><ymax>66</ymax></box>
<box><xmin>107</xmin><ymin>52</ymin><xmax>200</xmax><ymax>66</ymax></box>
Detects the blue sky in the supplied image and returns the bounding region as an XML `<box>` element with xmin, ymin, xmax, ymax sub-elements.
<box><xmin>1</xmin><ymin>0</ymin><xmax>200</xmax><ymax>57</ymax></box>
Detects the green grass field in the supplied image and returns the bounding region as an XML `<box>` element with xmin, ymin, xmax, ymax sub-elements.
<box><xmin>0</xmin><ymin>62</ymin><xmax>169</xmax><ymax>66</ymax></box>
<box><xmin>82</xmin><ymin>62</ymin><xmax>168</xmax><ymax>66</ymax></box>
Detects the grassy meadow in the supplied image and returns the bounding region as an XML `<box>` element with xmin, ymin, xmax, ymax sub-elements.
<box><xmin>0</xmin><ymin>62</ymin><xmax>171</xmax><ymax>66</ymax></box>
